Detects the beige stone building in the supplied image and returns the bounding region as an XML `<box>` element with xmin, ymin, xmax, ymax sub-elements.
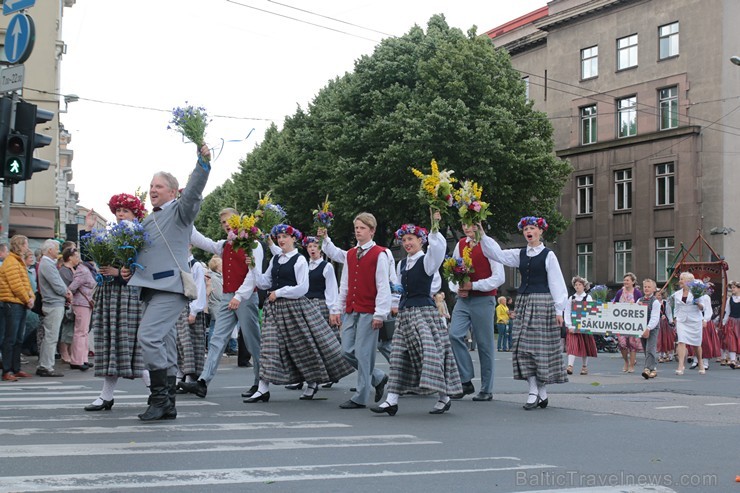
<box><xmin>487</xmin><ymin>0</ymin><xmax>740</xmax><ymax>287</ymax></box>
<box><xmin>0</xmin><ymin>0</ymin><xmax>76</xmax><ymax>246</ymax></box>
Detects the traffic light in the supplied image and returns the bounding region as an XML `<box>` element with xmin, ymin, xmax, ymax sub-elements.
<box><xmin>14</xmin><ymin>99</ymin><xmax>53</xmax><ymax>181</ymax></box>
<box><xmin>4</xmin><ymin>133</ymin><xmax>27</xmax><ymax>181</ymax></box>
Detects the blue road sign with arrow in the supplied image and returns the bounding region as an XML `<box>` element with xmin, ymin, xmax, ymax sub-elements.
<box><xmin>3</xmin><ymin>0</ymin><xmax>36</xmax><ymax>16</ymax></box>
<box><xmin>4</xmin><ymin>13</ymin><xmax>35</xmax><ymax>64</ymax></box>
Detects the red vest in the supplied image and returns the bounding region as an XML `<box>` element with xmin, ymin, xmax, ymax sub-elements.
<box><xmin>345</xmin><ymin>245</ymin><xmax>383</xmax><ymax>314</ymax></box>
<box><xmin>222</xmin><ymin>242</ymin><xmax>250</xmax><ymax>293</ymax></box>
<box><xmin>458</xmin><ymin>238</ymin><xmax>497</xmax><ymax>297</ymax></box>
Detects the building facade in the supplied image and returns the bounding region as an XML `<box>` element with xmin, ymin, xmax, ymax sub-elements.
<box><xmin>0</xmin><ymin>0</ymin><xmax>76</xmax><ymax>246</ymax></box>
<box><xmin>488</xmin><ymin>0</ymin><xmax>740</xmax><ymax>287</ymax></box>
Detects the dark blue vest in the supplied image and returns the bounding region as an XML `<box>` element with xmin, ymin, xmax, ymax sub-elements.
<box><xmin>270</xmin><ymin>253</ymin><xmax>299</xmax><ymax>291</ymax></box>
<box><xmin>517</xmin><ymin>247</ymin><xmax>550</xmax><ymax>294</ymax></box>
<box><xmin>306</xmin><ymin>260</ymin><xmax>327</xmax><ymax>299</ymax></box>
<box><xmin>399</xmin><ymin>256</ymin><xmax>434</xmax><ymax>309</ymax></box>
<box><xmin>730</xmin><ymin>297</ymin><xmax>740</xmax><ymax>319</ymax></box>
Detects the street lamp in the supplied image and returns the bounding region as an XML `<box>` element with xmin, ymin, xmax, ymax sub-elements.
<box><xmin>60</xmin><ymin>94</ymin><xmax>79</xmax><ymax>114</ymax></box>
<box><xmin>731</xmin><ymin>55</ymin><xmax>740</xmax><ymax>66</ymax></box>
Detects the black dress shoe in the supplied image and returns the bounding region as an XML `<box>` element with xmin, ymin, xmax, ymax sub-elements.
<box><xmin>538</xmin><ymin>397</ymin><xmax>548</xmax><ymax>409</ymax></box>
<box><xmin>374</xmin><ymin>375</ymin><xmax>388</xmax><ymax>403</ymax></box>
<box><xmin>285</xmin><ymin>382</ymin><xmax>304</xmax><ymax>390</ymax></box>
<box><xmin>450</xmin><ymin>381</ymin><xmax>475</xmax><ymax>399</ymax></box>
<box><xmin>36</xmin><ymin>367</ymin><xmax>64</xmax><ymax>377</ymax></box>
<box><xmin>243</xmin><ymin>391</ymin><xmax>270</xmax><ymax>403</ymax></box>
<box><xmin>84</xmin><ymin>399</ymin><xmax>114</xmax><ymax>411</ymax></box>
<box><xmin>429</xmin><ymin>399</ymin><xmax>452</xmax><ymax>414</ymax></box>
<box><xmin>69</xmin><ymin>364</ymin><xmax>90</xmax><ymax>371</ymax></box>
<box><xmin>321</xmin><ymin>381</ymin><xmax>337</xmax><ymax>388</ymax></box>
<box><xmin>179</xmin><ymin>379</ymin><xmax>207</xmax><ymax>398</ymax></box>
<box><xmin>370</xmin><ymin>402</ymin><xmax>398</xmax><ymax>416</ymax></box>
<box><xmin>339</xmin><ymin>399</ymin><xmax>365</xmax><ymax>409</ymax></box>
<box><xmin>299</xmin><ymin>384</ymin><xmax>319</xmax><ymax>400</ymax></box>
<box><xmin>523</xmin><ymin>394</ymin><xmax>541</xmax><ymax>410</ymax></box>
<box><xmin>241</xmin><ymin>385</ymin><xmax>259</xmax><ymax>398</ymax></box>
<box><xmin>472</xmin><ymin>392</ymin><xmax>493</xmax><ymax>401</ymax></box>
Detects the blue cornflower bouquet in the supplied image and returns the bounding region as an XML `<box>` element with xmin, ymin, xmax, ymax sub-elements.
<box><xmin>590</xmin><ymin>285</ymin><xmax>610</xmax><ymax>303</ymax></box>
<box><xmin>255</xmin><ymin>191</ymin><xmax>287</xmax><ymax>240</ymax></box>
<box><xmin>108</xmin><ymin>220</ymin><xmax>150</xmax><ymax>270</ymax></box>
<box><xmin>168</xmin><ymin>103</ymin><xmax>210</xmax><ymax>156</ymax></box>
<box><xmin>81</xmin><ymin>228</ymin><xmax>116</xmax><ymax>269</ymax></box>
<box><xmin>687</xmin><ymin>280</ymin><xmax>712</xmax><ymax>304</ymax></box>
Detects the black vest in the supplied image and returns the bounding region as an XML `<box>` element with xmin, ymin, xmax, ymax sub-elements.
<box><xmin>730</xmin><ymin>297</ymin><xmax>740</xmax><ymax>319</ymax></box>
<box><xmin>641</xmin><ymin>294</ymin><xmax>656</xmax><ymax>322</ymax></box>
<box><xmin>517</xmin><ymin>247</ymin><xmax>550</xmax><ymax>294</ymax></box>
<box><xmin>399</xmin><ymin>256</ymin><xmax>434</xmax><ymax>309</ymax></box>
<box><xmin>306</xmin><ymin>260</ymin><xmax>328</xmax><ymax>299</ymax></box>
<box><xmin>270</xmin><ymin>254</ymin><xmax>299</xmax><ymax>291</ymax></box>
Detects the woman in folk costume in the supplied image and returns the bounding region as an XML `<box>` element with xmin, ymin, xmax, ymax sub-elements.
<box><xmin>85</xmin><ymin>194</ymin><xmax>150</xmax><ymax>411</ymax></box>
<box><xmin>668</xmin><ymin>272</ymin><xmax>712</xmax><ymax>375</ymax></box>
<box><xmin>302</xmin><ymin>236</ymin><xmax>339</xmax><ymax>336</ymax></box>
<box><xmin>479</xmin><ymin>216</ymin><xmax>569</xmax><ymax>410</ymax></box>
<box><xmin>656</xmin><ymin>290</ymin><xmax>675</xmax><ymax>363</ymax></box>
<box><xmin>174</xmin><ymin>247</ymin><xmax>208</xmax><ymax>387</ymax></box>
<box><xmin>244</xmin><ymin>224</ymin><xmax>353</xmax><ymax>403</ymax></box>
<box><xmin>721</xmin><ymin>281</ymin><xmax>740</xmax><ymax>369</ymax></box>
<box><xmin>371</xmin><ymin>214</ymin><xmax>461</xmax><ymax>416</ymax></box>
<box><xmin>612</xmin><ymin>273</ymin><xmax>643</xmax><ymax>373</ymax></box>
<box><xmin>563</xmin><ymin>276</ymin><xmax>597</xmax><ymax>376</ymax></box>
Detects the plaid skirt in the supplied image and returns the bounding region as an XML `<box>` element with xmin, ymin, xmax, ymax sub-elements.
<box><xmin>308</xmin><ymin>297</ymin><xmax>338</xmax><ymax>339</ymax></box>
<box><xmin>259</xmin><ymin>297</ymin><xmax>353</xmax><ymax>385</ymax></box>
<box><xmin>176</xmin><ymin>309</ymin><xmax>207</xmax><ymax>376</ymax></box>
<box><xmin>512</xmin><ymin>292</ymin><xmax>568</xmax><ymax>384</ymax></box>
<box><xmin>657</xmin><ymin>317</ymin><xmax>675</xmax><ymax>353</ymax></box>
<box><xmin>91</xmin><ymin>283</ymin><xmax>144</xmax><ymax>379</ymax></box>
<box><xmin>386</xmin><ymin>306</ymin><xmax>462</xmax><ymax>396</ymax></box>
<box><xmin>565</xmin><ymin>331</ymin><xmax>597</xmax><ymax>358</ymax></box>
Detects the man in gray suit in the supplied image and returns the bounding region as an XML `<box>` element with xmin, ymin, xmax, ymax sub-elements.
<box><xmin>123</xmin><ymin>145</ymin><xmax>210</xmax><ymax>421</ymax></box>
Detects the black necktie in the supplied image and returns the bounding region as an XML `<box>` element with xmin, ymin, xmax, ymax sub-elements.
<box><xmin>356</xmin><ymin>247</ymin><xmax>363</xmax><ymax>260</ymax></box>
<box><xmin>153</xmin><ymin>207</ymin><xmax>162</xmax><ymax>212</ymax></box>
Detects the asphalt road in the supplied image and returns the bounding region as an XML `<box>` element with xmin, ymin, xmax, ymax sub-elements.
<box><xmin>0</xmin><ymin>348</ymin><xmax>737</xmax><ymax>492</ymax></box>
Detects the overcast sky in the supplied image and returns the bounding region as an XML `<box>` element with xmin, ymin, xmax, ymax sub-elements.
<box><xmin>59</xmin><ymin>0</ymin><xmax>547</xmax><ymax>221</ymax></box>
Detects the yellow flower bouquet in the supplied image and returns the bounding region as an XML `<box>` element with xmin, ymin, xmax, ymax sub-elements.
<box><xmin>411</xmin><ymin>158</ymin><xmax>456</xmax><ymax>231</ymax></box>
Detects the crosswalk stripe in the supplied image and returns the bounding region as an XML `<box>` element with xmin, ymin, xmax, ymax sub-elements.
<box><xmin>0</xmin><ymin>410</ymin><xmax>278</xmax><ymax>423</ymax></box>
<box><xmin>0</xmin><ymin>457</ymin><xmax>556</xmax><ymax>491</ymax></box>
<box><xmin>0</xmin><ymin>435</ymin><xmax>440</xmax><ymax>458</ymax></box>
<box><xmin>0</xmin><ymin>420</ymin><xmax>352</xmax><ymax>436</ymax></box>
<box><xmin>0</xmin><ymin>385</ymin><xmax>89</xmax><ymax>392</ymax></box>
<box><xmin>0</xmin><ymin>394</ymin><xmax>150</xmax><ymax>402</ymax></box>
<box><xmin>0</xmin><ymin>401</ymin><xmax>218</xmax><ymax>410</ymax></box>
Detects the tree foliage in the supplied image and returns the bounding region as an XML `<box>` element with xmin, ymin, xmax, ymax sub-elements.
<box><xmin>200</xmin><ymin>15</ymin><xmax>571</xmax><ymax>247</ymax></box>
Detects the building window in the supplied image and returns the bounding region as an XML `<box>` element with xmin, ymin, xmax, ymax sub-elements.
<box><xmin>577</xmin><ymin>243</ymin><xmax>593</xmax><ymax>280</ymax></box>
<box><xmin>659</xmin><ymin>86</ymin><xmax>678</xmax><ymax>130</ymax></box>
<box><xmin>522</xmin><ymin>76</ymin><xmax>529</xmax><ymax>100</ymax></box>
<box><xmin>581</xmin><ymin>45</ymin><xmax>598</xmax><ymax>79</ymax></box>
<box><xmin>580</xmin><ymin>105</ymin><xmax>597</xmax><ymax>145</ymax></box>
<box><xmin>617</xmin><ymin>34</ymin><xmax>638</xmax><ymax>70</ymax></box>
<box><xmin>577</xmin><ymin>175</ymin><xmax>594</xmax><ymax>215</ymax></box>
<box><xmin>617</xmin><ymin>96</ymin><xmax>637</xmax><ymax>138</ymax></box>
<box><xmin>655</xmin><ymin>163</ymin><xmax>675</xmax><ymax>206</ymax></box>
<box><xmin>614</xmin><ymin>169</ymin><xmax>632</xmax><ymax>211</ymax></box>
<box><xmin>659</xmin><ymin>22</ymin><xmax>679</xmax><ymax>59</ymax></box>
<box><xmin>655</xmin><ymin>237</ymin><xmax>675</xmax><ymax>283</ymax></box>
<box><xmin>614</xmin><ymin>240</ymin><xmax>632</xmax><ymax>281</ymax></box>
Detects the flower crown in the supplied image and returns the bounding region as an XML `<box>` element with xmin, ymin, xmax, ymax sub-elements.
<box><xmin>107</xmin><ymin>193</ymin><xmax>146</xmax><ymax>220</ymax></box>
<box><xmin>395</xmin><ymin>224</ymin><xmax>429</xmax><ymax>244</ymax></box>
<box><xmin>271</xmin><ymin>223</ymin><xmax>303</xmax><ymax>241</ymax></box>
<box><xmin>518</xmin><ymin>216</ymin><xmax>548</xmax><ymax>231</ymax></box>
<box><xmin>302</xmin><ymin>236</ymin><xmax>319</xmax><ymax>247</ymax></box>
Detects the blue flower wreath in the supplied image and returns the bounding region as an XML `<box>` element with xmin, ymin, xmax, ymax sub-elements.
<box><xmin>302</xmin><ymin>235</ymin><xmax>319</xmax><ymax>248</ymax></box>
<box><xmin>395</xmin><ymin>224</ymin><xmax>429</xmax><ymax>244</ymax></box>
<box><xmin>518</xmin><ymin>216</ymin><xmax>548</xmax><ymax>231</ymax></box>
<box><xmin>270</xmin><ymin>223</ymin><xmax>303</xmax><ymax>241</ymax></box>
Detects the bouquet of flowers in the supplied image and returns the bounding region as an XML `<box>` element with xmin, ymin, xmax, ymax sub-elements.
<box><xmin>168</xmin><ymin>103</ymin><xmax>210</xmax><ymax>157</ymax></box>
<box><xmin>453</xmin><ymin>180</ymin><xmax>491</xmax><ymax>242</ymax></box>
<box><xmin>108</xmin><ymin>220</ymin><xmax>150</xmax><ymax>270</ymax></box>
<box><xmin>687</xmin><ymin>280</ymin><xmax>712</xmax><ymax>304</ymax></box>
<box><xmin>312</xmin><ymin>194</ymin><xmax>334</xmax><ymax>247</ymax></box>
<box><xmin>590</xmin><ymin>285</ymin><xmax>610</xmax><ymax>303</ymax></box>
<box><xmin>226</xmin><ymin>213</ymin><xmax>261</xmax><ymax>267</ymax></box>
<box><xmin>411</xmin><ymin>158</ymin><xmax>455</xmax><ymax>231</ymax></box>
<box><xmin>441</xmin><ymin>246</ymin><xmax>475</xmax><ymax>286</ymax></box>
<box><xmin>255</xmin><ymin>191</ymin><xmax>287</xmax><ymax>240</ymax></box>
<box><xmin>81</xmin><ymin>228</ymin><xmax>117</xmax><ymax>271</ymax></box>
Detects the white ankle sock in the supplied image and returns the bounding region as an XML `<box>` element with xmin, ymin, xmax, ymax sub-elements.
<box><xmin>382</xmin><ymin>392</ymin><xmax>399</xmax><ymax>406</ymax></box>
<box><xmin>538</xmin><ymin>385</ymin><xmax>548</xmax><ymax>400</ymax></box>
<box><xmin>302</xmin><ymin>382</ymin><xmax>317</xmax><ymax>397</ymax></box>
<box><xmin>438</xmin><ymin>392</ymin><xmax>450</xmax><ymax>403</ymax></box>
<box><xmin>100</xmin><ymin>376</ymin><xmax>117</xmax><ymax>401</ymax></box>
<box><xmin>257</xmin><ymin>380</ymin><xmax>270</xmax><ymax>394</ymax></box>
<box><xmin>731</xmin><ymin>352</ymin><xmax>737</xmax><ymax>361</ymax></box>
<box><xmin>567</xmin><ymin>354</ymin><xmax>576</xmax><ymax>366</ymax></box>
<box><xmin>141</xmin><ymin>370</ymin><xmax>151</xmax><ymax>388</ymax></box>
<box><xmin>582</xmin><ymin>357</ymin><xmax>589</xmax><ymax>366</ymax></box>
<box><xmin>527</xmin><ymin>377</ymin><xmax>538</xmax><ymax>403</ymax></box>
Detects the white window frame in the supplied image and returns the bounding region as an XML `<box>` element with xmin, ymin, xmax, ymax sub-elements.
<box><xmin>656</xmin><ymin>237</ymin><xmax>675</xmax><ymax>283</ymax></box>
<box><xmin>617</xmin><ymin>96</ymin><xmax>637</xmax><ymax>138</ymax></box>
<box><xmin>581</xmin><ymin>45</ymin><xmax>598</xmax><ymax>79</ymax></box>
<box><xmin>614</xmin><ymin>169</ymin><xmax>632</xmax><ymax>211</ymax></box>
<box><xmin>614</xmin><ymin>240</ymin><xmax>632</xmax><ymax>281</ymax></box>
<box><xmin>659</xmin><ymin>86</ymin><xmax>678</xmax><ymax>130</ymax></box>
<box><xmin>617</xmin><ymin>34</ymin><xmax>638</xmax><ymax>70</ymax></box>
<box><xmin>659</xmin><ymin>22</ymin><xmax>679</xmax><ymax>59</ymax></box>
<box><xmin>577</xmin><ymin>243</ymin><xmax>593</xmax><ymax>280</ymax></box>
<box><xmin>580</xmin><ymin>105</ymin><xmax>597</xmax><ymax>145</ymax></box>
<box><xmin>655</xmin><ymin>163</ymin><xmax>675</xmax><ymax>206</ymax></box>
<box><xmin>577</xmin><ymin>175</ymin><xmax>594</xmax><ymax>215</ymax></box>
<box><xmin>522</xmin><ymin>76</ymin><xmax>530</xmax><ymax>101</ymax></box>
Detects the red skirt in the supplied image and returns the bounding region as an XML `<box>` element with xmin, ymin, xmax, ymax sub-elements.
<box><xmin>565</xmin><ymin>332</ymin><xmax>598</xmax><ymax>358</ymax></box>
<box><xmin>688</xmin><ymin>321</ymin><xmax>721</xmax><ymax>358</ymax></box>
<box><xmin>657</xmin><ymin>318</ymin><xmax>675</xmax><ymax>353</ymax></box>
<box><xmin>722</xmin><ymin>318</ymin><xmax>740</xmax><ymax>352</ymax></box>
<box><xmin>618</xmin><ymin>334</ymin><xmax>643</xmax><ymax>352</ymax></box>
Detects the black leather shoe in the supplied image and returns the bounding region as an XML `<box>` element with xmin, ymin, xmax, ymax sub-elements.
<box><xmin>321</xmin><ymin>381</ymin><xmax>337</xmax><ymax>388</ymax></box>
<box><xmin>179</xmin><ymin>379</ymin><xmax>207</xmax><ymax>398</ymax></box>
<box><xmin>299</xmin><ymin>384</ymin><xmax>319</xmax><ymax>400</ymax></box>
<box><xmin>241</xmin><ymin>385</ymin><xmax>259</xmax><ymax>398</ymax></box>
<box><xmin>472</xmin><ymin>392</ymin><xmax>493</xmax><ymax>401</ymax></box>
<box><xmin>84</xmin><ymin>399</ymin><xmax>114</xmax><ymax>411</ymax></box>
<box><xmin>36</xmin><ymin>367</ymin><xmax>64</xmax><ymax>377</ymax></box>
<box><xmin>285</xmin><ymin>382</ymin><xmax>303</xmax><ymax>390</ymax></box>
<box><xmin>370</xmin><ymin>402</ymin><xmax>398</xmax><ymax>416</ymax></box>
<box><xmin>374</xmin><ymin>375</ymin><xmax>388</xmax><ymax>403</ymax></box>
<box><xmin>523</xmin><ymin>394</ymin><xmax>541</xmax><ymax>410</ymax></box>
<box><xmin>429</xmin><ymin>399</ymin><xmax>452</xmax><ymax>414</ymax></box>
<box><xmin>450</xmin><ymin>381</ymin><xmax>475</xmax><ymax>399</ymax></box>
<box><xmin>69</xmin><ymin>364</ymin><xmax>90</xmax><ymax>371</ymax></box>
<box><xmin>243</xmin><ymin>391</ymin><xmax>270</xmax><ymax>403</ymax></box>
<box><xmin>339</xmin><ymin>399</ymin><xmax>365</xmax><ymax>409</ymax></box>
<box><xmin>538</xmin><ymin>397</ymin><xmax>549</xmax><ymax>409</ymax></box>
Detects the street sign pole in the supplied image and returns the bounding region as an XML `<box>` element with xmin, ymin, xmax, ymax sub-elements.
<box><xmin>0</xmin><ymin>93</ymin><xmax>19</xmax><ymax>244</ymax></box>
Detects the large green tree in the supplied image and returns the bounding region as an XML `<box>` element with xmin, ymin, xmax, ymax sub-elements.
<box><xmin>199</xmin><ymin>15</ymin><xmax>570</xmax><ymax>247</ymax></box>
